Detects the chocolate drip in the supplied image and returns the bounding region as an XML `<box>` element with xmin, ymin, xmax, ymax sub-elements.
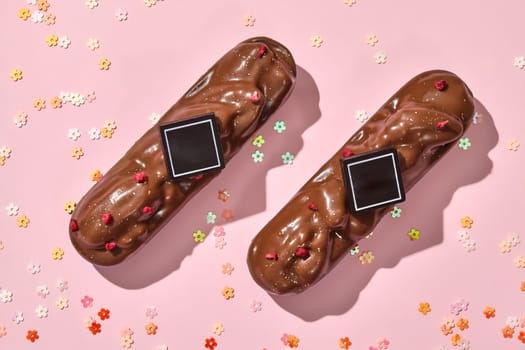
<box><xmin>69</xmin><ymin>37</ymin><xmax>296</xmax><ymax>266</ymax></box>
<box><xmin>247</xmin><ymin>70</ymin><xmax>474</xmax><ymax>294</ymax></box>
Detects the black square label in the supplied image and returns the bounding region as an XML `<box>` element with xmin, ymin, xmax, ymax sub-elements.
<box><xmin>159</xmin><ymin>114</ymin><xmax>225</xmax><ymax>179</ymax></box>
<box><xmin>341</xmin><ymin>148</ymin><xmax>405</xmax><ymax>213</ymax></box>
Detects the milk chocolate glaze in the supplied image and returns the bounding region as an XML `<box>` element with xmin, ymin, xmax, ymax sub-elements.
<box><xmin>247</xmin><ymin>70</ymin><xmax>474</xmax><ymax>294</ymax></box>
<box><xmin>69</xmin><ymin>37</ymin><xmax>296</xmax><ymax>266</ymax></box>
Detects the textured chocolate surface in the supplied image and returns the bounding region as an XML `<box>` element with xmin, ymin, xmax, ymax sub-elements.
<box><xmin>69</xmin><ymin>37</ymin><xmax>296</xmax><ymax>266</ymax></box>
<box><xmin>247</xmin><ymin>70</ymin><xmax>474</xmax><ymax>294</ymax></box>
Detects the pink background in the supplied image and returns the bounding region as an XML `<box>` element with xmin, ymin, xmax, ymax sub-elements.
<box><xmin>1</xmin><ymin>0</ymin><xmax>525</xmax><ymax>349</ymax></box>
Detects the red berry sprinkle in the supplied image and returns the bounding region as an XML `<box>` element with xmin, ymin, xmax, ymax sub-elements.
<box><xmin>257</xmin><ymin>45</ymin><xmax>267</xmax><ymax>58</ymax></box>
<box><xmin>102</xmin><ymin>213</ymin><xmax>113</xmax><ymax>225</ymax></box>
<box><xmin>295</xmin><ymin>247</ymin><xmax>309</xmax><ymax>258</ymax></box>
<box><xmin>308</xmin><ymin>202</ymin><xmax>318</xmax><ymax>211</ymax></box>
<box><xmin>250</xmin><ymin>91</ymin><xmax>260</xmax><ymax>103</ymax></box>
<box><xmin>190</xmin><ymin>174</ymin><xmax>203</xmax><ymax>180</ymax></box>
<box><xmin>142</xmin><ymin>206</ymin><xmax>153</xmax><ymax>214</ymax></box>
<box><xmin>341</xmin><ymin>149</ymin><xmax>354</xmax><ymax>158</ymax></box>
<box><xmin>433</xmin><ymin>80</ymin><xmax>448</xmax><ymax>91</ymax></box>
<box><xmin>265</xmin><ymin>252</ymin><xmax>278</xmax><ymax>260</ymax></box>
<box><xmin>105</xmin><ymin>241</ymin><xmax>116</xmax><ymax>251</ymax></box>
<box><xmin>70</xmin><ymin>219</ymin><xmax>79</xmax><ymax>232</ymax></box>
<box><xmin>134</xmin><ymin>171</ymin><xmax>148</xmax><ymax>183</ymax></box>
<box><xmin>436</xmin><ymin>120</ymin><xmax>449</xmax><ymax>129</ymax></box>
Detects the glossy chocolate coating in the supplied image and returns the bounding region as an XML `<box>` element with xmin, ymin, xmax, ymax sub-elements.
<box><xmin>70</xmin><ymin>37</ymin><xmax>296</xmax><ymax>266</ymax></box>
<box><xmin>247</xmin><ymin>70</ymin><xmax>474</xmax><ymax>294</ymax></box>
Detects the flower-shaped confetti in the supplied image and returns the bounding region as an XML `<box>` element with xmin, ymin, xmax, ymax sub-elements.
<box><xmin>339</xmin><ymin>337</ymin><xmax>352</xmax><ymax>349</ymax></box>
<box><xmin>418</xmin><ymin>302</ymin><xmax>431</xmax><ymax>315</ymax></box>
<box><xmin>88</xmin><ymin>127</ymin><xmax>101</xmax><ymax>140</ymax></box>
<box><xmin>26</xmin><ymin>329</ymin><xmax>39</xmax><ymax>342</ymax></box>
<box><xmin>145</xmin><ymin>306</ymin><xmax>158</xmax><ymax>319</ymax></box>
<box><xmin>121</xmin><ymin>335</ymin><xmax>134</xmax><ymax>348</ymax></box>
<box><xmin>455</xmin><ymin>318</ymin><xmax>469</xmax><ymax>331</ymax></box>
<box><xmin>407</xmin><ymin>228</ymin><xmax>420</xmax><ymax>241</ymax></box>
<box><xmin>457</xmin><ymin>230</ymin><xmax>470</xmax><ymax>242</ymax></box>
<box><xmin>145</xmin><ymin>322</ymin><xmax>158</xmax><ymax>335</ymax></box>
<box><xmin>14</xmin><ymin>112</ymin><xmax>28</xmax><ymax>127</ymax></box>
<box><xmin>502</xmin><ymin>325</ymin><xmax>514</xmax><ymax>338</ymax></box>
<box><xmin>390</xmin><ymin>206</ymin><xmax>402</xmax><ymax>218</ymax></box>
<box><xmin>56</xmin><ymin>279</ymin><xmax>68</xmax><ymax>292</ymax></box>
<box><xmin>458</xmin><ymin>137</ymin><xmax>471</xmax><ymax>150</ymax></box>
<box><xmin>519</xmin><ymin>331</ymin><xmax>525</xmax><ymax>343</ymax></box>
<box><xmin>514</xmin><ymin>56</ymin><xmax>525</xmax><ymax>69</ymax></box>
<box><xmin>221</xmin><ymin>286</ymin><xmax>235</xmax><ymax>300</ymax></box>
<box><xmin>85</xmin><ymin>90</ymin><xmax>96</xmax><ymax>103</ymax></box>
<box><xmin>344</xmin><ymin>0</ymin><xmax>357</xmax><ymax>6</ymax></box>
<box><xmin>12</xmin><ymin>311</ymin><xmax>24</xmax><ymax>324</ymax></box>
<box><xmin>349</xmin><ymin>244</ymin><xmax>360</xmax><ymax>255</ymax></box>
<box><xmin>440</xmin><ymin>318</ymin><xmax>455</xmax><ymax>335</ymax></box>
<box><xmin>68</xmin><ymin>128</ymin><xmax>81</xmax><ymax>141</ymax></box>
<box><xmin>31</xmin><ymin>10</ymin><xmax>44</xmax><ymax>23</ymax></box>
<box><xmin>287</xmin><ymin>335</ymin><xmax>300</xmax><ymax>348</ymax></box>
<box><xmin>499</xmin><ymin>239</ymin><xmax>512</xmax><ymax>253</ymax></box>
<box><xmin>46</xmin><ymin>34</ymin><xmax>58</xmax><ymax>47</ymax></box>
<box><xmin>98</xmin><ymin>58</ymin><xmax>111</xmax><ymax>70</ymax></box>
<box><xmin>115</xmin><ymin>9</ymin><xmax>128</xmax><ymax>21</ymax></box>
<box><xmin>281</xmin><ymin>152</ymin><xmax>295</xmax><ymax>165</ymax></box>
<box><xmin>508</xmin><ymin>234</ymin><xmax>521</xmax><ymax>247</ymax></box>
<box><xmin>358</xmin><ymin>250</ymin><xmax>374</xmax><ymax>264</ymax></box>
<box><xmin>71</xmin><ymin>146</ymin><xmax>84</xmax><ymax>160</ymax></box>
<box><xmin>36</xmin><ymin>285</ymin><xmax>49</xmax><ymax>298</ymax></box>
<box><xmin>252</xmin><ymin>135</ymin><xmax>265</xmax><ymax>147</ymax></box>
<box><xmin>506</xmin><ymin>138</ymin><xmax>520</xmax><ymax>151</ymax></box>
<box><xmin>222</xmin><ymin>262</ymin><xmax>234</xmax><ymax>275</ymax></box>
<box><xmin>81</xmin><ymin>295</ymin><xmax>94</xmax><ymax>308</ymax></box>
<box><xmin>56</xmin><ymin>296</ymin><xmax>69</xmax><ymax>310</ymax></box>
<box><xmin>192</xmin><ymin>229</ymin><xmax>206</xmax><ymax>242</ymax></box>
<box><xmin>205</xmin><ymin>337</ymin><xmax>218</xmax><ymax>350</ymax></box>
<box><xmin>37</xmin><ymin>0</ymin><xmax>49</xmax><ymax>11</ymax></box>
<box><xmin>215</xmin><ymin>237</ymin><xmax>226</xmax><ymax>249</ymax></box>
<box><xmin>515</xmin><ymin>256</ymin><xmax>525</xmax><ymax>268</ymax></box>
<box><xmin>50</xmin><ymin>96</ymin><xmax>63</xmax><ymax>108</ymax></box>
<box><xmin>243</xmin><ymin>14</ymin><xmax>256</xmax><ymax>26</ymax></box>
<box><xmin>0</xmin><ymin>289</ymin><xmax>13</xmax><ymax>303</ymax></box>
<box><xmin>274</xmin><ymin>120</ymin><xmax>286</xmax><ymax>133</ymax></box>
<box><xmin>5</xmin><ymin>203</ymin><xmax>19</xmax><ymax>216</ymax></box>
<box><xmin>460</xmin><ymin>216</ymin><xmax>473</xmax><ymax>228</ymax></box>
<box><xmin>52</xmin><ymin>247</ymin><xmax>64</xmax><ymax>260</ymax></box>
<box><xmin>144</xmin><ymin>0</ymin><xmax>157</xmax><ymax>7</ymax></box>
<box><xmin>483</xmin><ymin>306</ymin><xmax>496</xmax><ymax>319</ymax></box>
<box><xmin>310</xmin><ymin>35</ymin><xmax>324</xmax><ymax>48</ymax></box>
<box><xmin>462</xmin><ymin>239</ymin><xmax>476</xmax><ymax>252</ymax></box>
<box><xmin>212</xmin><ymin>322</ymin><xmax>224</xmax><ymax>336</ymax></box>
<box><xmin>58</xmin><ymin>36</ymin><xmax>71</xmax><ymax>49</ymax></box>
<box><xmin>87</xmin><ymin>38</ymin><xmax>100</xmax><ymax>50</ymax></box>
<box><xmin>0</xmin><ymin>146</ymin><xmax>12</xmax><ymax>159</ymax></box>
<box><xmin>149</xmin><ymin>112</ymin><xmax>161</xmax><ymax>124</ymax></box>
<box><xmin>366</xmin><ymin>34</ymin><xmax>378</xmax><ymax>46</ymax></box>
<box><xmin>35</xmin><ymin>305</ymin><xmax>48</xmax><ymax>318</ymax></box>
<box><xmin>206</xmin><ymin>211</ymin><xmax>217</xmax><ymax>224</ymax></box>
<box><xmin>64</xmin><ymin>200</ymin><xmax>76</xmax><ymax>214</ymax></box>
<box><xmin>101</xmin><ymin>127</ymin><xmax>114</xmax><ymax>138</ymax></box>
<box><xmin>249</xmin><ymin>299</ymin><xmax>262</xmax><ymax>312</ymax></box>
<box><xmin>0</xmin><ymin>325</ymin><xmax>6</xmax><ymax>337</ymax></box>
<box><xmin>85</xmin><ymin>0</ymin><xmax>98</xmax><ymax>9</ymax></box>
<box><xmin>43</xmin><ymin>12</ymin><xmax>55</xmax><ymax>25</ymax></box>
<box><xmin>355</xmin><ymin>109</ymin><xmax>368</xmax><ymax>122</ymax></box>
<box><xmin>88</xmin><ymin>321</ymin><xmax>101</xmax><ymax>335</ymax></box>
<box><xmin>217</xmin><ymin>189</ymin><xmax>230</xmax><ymax>202</ymax></box>
<box><xmin>34</xmin><ymin>97</ymin><xmax>46</xmax><ymax>110</ymax></box>
<box><xmin>19</xmin><ymin>8</ymin><xmax>31</xmax><ymax>20</ymax></box>
<box><xmin>17</xmin><ymin>214</ymin><xmax>30</xmax><ymax>228</ymax></box>
<box><xmin>374</xmin><ymin>52</ymin><xmax>387</xmax><ymax>64</ymax></box>
<box><xmin>10</xmin><ymin>69</ymin><xmax>23</xmax><ymax>82</ymax></box>
<box><xmin>251</xmin><ymin>150</ymin><xmax>264</xmax><ymax>163</ymax></box>
<box><xmin>28</xmin><ymin>263</ymin><xmax>41</xmax><ymax>274</ymax></box>
<box><xmin>506</xmin><ymin>316</ymin><xmax>519</xmax><ymax>329</ymax></box>
<box><xmin>98</xmin><ymin>308</ymin><xmax>110</xmax><ymax>320</ymax></box>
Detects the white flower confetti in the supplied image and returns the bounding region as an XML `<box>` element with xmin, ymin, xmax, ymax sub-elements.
<box><xmin>68</xmin><ymin>128</ymin><xmax>81</xmax><ymax>141</ymax></box>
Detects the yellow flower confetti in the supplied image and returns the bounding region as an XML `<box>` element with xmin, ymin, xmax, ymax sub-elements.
<box><xmin>221</xmin><ymin>286</ymin><xmax>235</xmax><ymax>300</ymax></box>
<box><xmin>10</xmin><ymin>69</ymin><xmax>23</xmax><ymax>82</ymax></box>
<box><xmin>98</xmin><ymin>58</ymin><xmax>111</xmax><ymax>70</ymax></box>
<box><xmin>52</xmin><ymin>247</ymin><xmax>64</xmax><ymax>260</ymax></box>
<box><xmin>19</xmin><ymin>8</ymin><xmax>31</xmax><ymax>20</ymax></box>
<box><xmin>46</xmin><ymin>34</ymin><xmax>58</xmax><ymax>47</ymax></box>
<box><xmin>64</xmin><ymin>201</ymin><xmax>76</xmax><ymax>214</ymax></box>
<box><xmin>460</xmin><ymin>216</ymin><xmax>473</xmax><ymax>229</ymax></box>
<box><xmin>17</xmin><ymin>214</ymin><xmax>30</xmax><ymax>228</ymax></box>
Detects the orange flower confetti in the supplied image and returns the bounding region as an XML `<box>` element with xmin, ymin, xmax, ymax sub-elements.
<box><xmin>71</xmin><ymin>147</ymin><xmax>84</xmax><ymax>160</ymax></box>
<box><xmin>101</xmin><ymin>127</ymin><xmax>114</xmax><ymax>138</ymax></box>
<box><xmin>518</xmin><ymin>331</ymin><xmax>525</xmax><ymax>343</ymax></box>
<box><xmin>90</xmin><ymin>170</ymin><xmax>103</xmax><ymax>182</ymax></box>
<box><xmin>483</xmin><ymin>306</ymin><xmax>496</xmax><ymax>319</ymax></box>
<box><xmin>502</xmin><ymin>325</ymin><xmax>514</xmax><ymax>338</ymax></box>
<box><xmin>451</xmin><ymin>333</ymin><xmax>461</xmax><ymax>346</ymax></box>
<box><xmin>33</xmin><ymin>98</ymin><xmax>46</xmax><ymax>111</ymax></box>
<box><xmin>17</xmin><ymin>214</ymin><xmax>30</xmax><ymax>228</ymax></box>
<box><xmin>50</xmin><ymin>96</ymin><xmax>63</xmax><ymax>108</ymax></box>
<box><xmin>98</xmin><ymin>58</ymin><xmax>111</xmax><ymax>70</ymax></box>
<box><xmin>460</xmin><ymin>216</ymin><xmax>473</xmax><ymax>229</ymax></box>
<box><xmin>26</xmin><ymin>329</ymin><xmax>39</xmax><ymax>342</ymax></box>
<box><xmin>456</xmin><ymin>318</ymin><xmax>469</xmax><ymax>331</ymax></box>
<box><xmin>37</xmin><ymin>0</ymin><xmax>50</xmax><ymax>11</ymax></box>
<box><xmin>521</xmin><ymin>281</ymin><xmax>525</xmax><ymax>292</ymax></box>
<box><xmin>339</xmin><ymin>336</ymin><xmax>352</xmax><ymax>349</ymax></box>
<box><xmin>287</xmin><ymin>334</ymin><xmax>300</xmax><ymax>348</ymax></box>
<box><xmin>221</xmin><ymin>286</ymin><xmax>235</xmax><ymax>300</ymax></box>
<box><xmin>145</xmin><ymin>322</ymin><xmax>158</xmax><ymax>335</ymax></box>
<box><xmin>10</xmin><ymin>69</ymin><xmax>22</xmax><ymax>82</ymax></box>
<box><xmin>418</xmin><ymin>302</ymin><xmax>431</xmax><ymax>315</ymax></box>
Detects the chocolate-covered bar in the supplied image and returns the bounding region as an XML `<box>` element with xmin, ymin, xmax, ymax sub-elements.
<box><xmin>69</xmin><ymin>37</ymin><xmax>296</xmax><ymax>265</ymax></box>
<box><xmin>247</xmin><ymin>70</ymin><xmax>474</xmax><ymax>294</ymax></box>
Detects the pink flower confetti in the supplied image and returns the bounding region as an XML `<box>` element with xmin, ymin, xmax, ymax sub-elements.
<box><xmin>280</xmin><ymin>333</ymin><xmax>289</xmax><ymax>346</ymax></box>
<box><xmin>377</xmin><ymin>337</ymin><xmax>390</xmax><ymax>350</ymax></box>
<box><xmin>211</xmin><ymin>226</ymin><xmax>225</xmax><ymax>237</ymax></box>
<box><xmin>81</xmin><ymin>295</ymin><xmax>94</xmax><ymax>308</ymax></box>
<box><xmin>145</xmin><ymin>306</ymin><xmax>158</xmax><ymax>319</ymax></box>
<box><xmin>249</xmin><ymin>299</ymin><xmax>262</xmax><ymax>312</ymax></box>
<box><xmin>56</xmin><ymin>279</ymin><xmax>68</xmax><ymax>292</ymax></box>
